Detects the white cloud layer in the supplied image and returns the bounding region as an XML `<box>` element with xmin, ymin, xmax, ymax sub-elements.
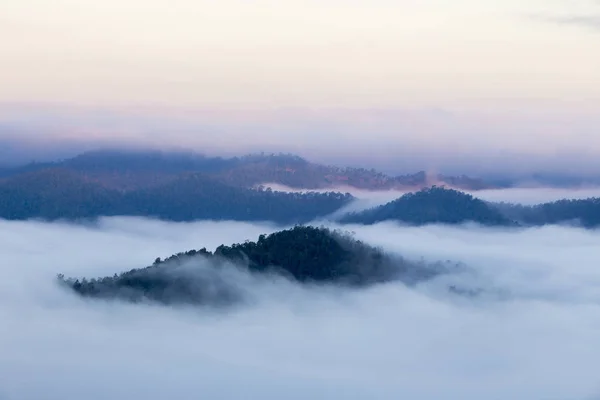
<box><xmin>1</xmin><ymin>217</ymin><xmax>600</xmax><ymax>400</ymax></box>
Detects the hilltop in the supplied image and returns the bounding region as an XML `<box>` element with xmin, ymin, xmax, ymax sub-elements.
<box><xmin>340</xmin><ymin>186</ymin><xmax>600</xmax><ymax>228</ymax></box>
<box><xmin>341</xmin><ymin>186</ymin><xmax>514</xmax><ymax>226</ymax></box>
<box><xmin>57</xmin><ymin>226</ymin><xmax>452</xmax><ymax>307</ymax></box>
<box><xmin>0</xmin><ymin>149</ymin><xmax>492</xmax><ymax>191</ymax></box>
<box><xmin>0</xmin><ymin>168</ymin><xmax>352</xmax><ymax>223</ymax></box>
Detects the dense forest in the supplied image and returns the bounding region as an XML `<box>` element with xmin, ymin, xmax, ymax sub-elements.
<box><xmin>340</xmin><ymin>187</ymin><xmax>600</xmax><ymax>228</ymax></box>
<box><xmin>0</xmin><ymin>149</ymin><xmax>491</xmax><ymax>191</ymax></box>
<box><xmin>57</xmin><ymin>226</ymin><xmax>451</xmax><ymax>307</ymax></box>
<box><xmin>0</xmin><ymin>169</ymin><xmax>352</xmax><ymax>223</ymax></box>
<box><xmin>341</xmin><ymin>186</ymin><xmax>515</xmax><ymax>226</ymax></box>
<box><xmin>2</xmin><ymin>150</ymin><xmax>600</xmax><ymax>227</ymax></box>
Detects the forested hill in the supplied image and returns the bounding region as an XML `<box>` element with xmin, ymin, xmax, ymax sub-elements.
<box><xmin>119</xmin><ymin>174</ymin><xmax>352</xmax><ymax>222</ymax></box>
<box><xmin>57</xmin><ymin>226</ymin><xmax>451</xmax><ymax>307</ymax></box>
<box><xmin>341</xmin><ymin>186</ymin><xmax>514</xmax><ymax>226</ymax></box>
<box><xmin>339</xmin><ymin>187</ymin><xmax>600</xmax><ymax>228</ymax></box>
<box><xmin>0</xmin><ymin>149</ymin><xmax>492</xmax><ymax>191</ymax></box>
<box><xmin>0</xmin><ymin>168</ymin><xmax>352</xmax><ymax>223</ymax></box>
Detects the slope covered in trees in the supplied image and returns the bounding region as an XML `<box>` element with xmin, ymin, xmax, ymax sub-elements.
<box><xmin>339</xmin><ymin>187</ymin><xmax>600</xmax><ymax>228</ymax></box>
<box><xmin>0</xmin><ymin>168</ymin><xmax>122</xmax><ymax>220</ymax></box>
<box><xmin>341</xmin><ymin>186</ymin><xmax>514</xmax><ymax>226</ymax></box>
<box><xmin>3</xmin><ymin>164</ymin><xmax>599</xmax><ymax>227</ymax></box>
<box><xmin>0</xmin><ymin>149</ymin><xmax>492</xmax><ymax>191</ymax></box>
<box><xmin>0</xmin><ymin>169</ymin><xmax>352</xmax><ymax>223</ymax></box>
<box><xmin>120</xmin><ymin>174</ymin><xmax>352</xmax><ymax>223</ymax></box>
<box><xmin>57</xmin><ymin>226</ymin><xmax>451</xmax><ymax>307</ymax></box>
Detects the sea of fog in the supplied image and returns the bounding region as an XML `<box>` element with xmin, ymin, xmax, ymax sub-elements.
<box><xmin>1</xmin><ymin>215</ymin><xmax>600</xmax><ymax>400</ymax></box>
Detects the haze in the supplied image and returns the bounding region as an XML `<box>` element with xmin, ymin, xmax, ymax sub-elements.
<box><xmin>1</xmin><ymin>0</ymin><xmax>599</xmax><ymax>175</ymax></box>
<box><xmin>3</xmin><ymin>0</ymin><xmax>600</xmax><ymax>108</ymax></box>
<box><xmin>1</xmin><ymin>216</ymin><xmax>600</xmax><ymax>399</ymax></box>
<box><xmin>2</xmin><ymin>2</ymin><xmax>600</xmax><ymax>398</ymax></box>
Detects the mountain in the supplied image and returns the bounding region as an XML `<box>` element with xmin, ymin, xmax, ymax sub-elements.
<box><xmin>0</xmin><ymin>168</ymin><xmax>122</xmax><ymax>220</ymax></box>
<box><xmin>341</xmin><ymin>186</ymin><xmax>514</xmax><ymax>226</ymax></box>
<box><xmin>0</xmin><ymin>149</ymin><xmax>492</xmax><ymax>191</ymax></box>
<box><xmin>340</xmin><ymin>186</ymin><xmax>600</xmax><ymax>228</ymax></box>
<box><xmin>0</xmin><ymin>149</ymin><xmax>240</xmax><ymax>190</ymax></box>
<box><xmin>215</xmin><ymin>154</ymin><xmax>491</xmax><ymax>190</ymax></box>
<box><xmin>0</xmin><ymin>168</ymin><xmax>353</xmax><ymax>223</ymax></box>
<box><xmin>119</xmin><ymin>174</ymin><xmax>352</xmax><ymax>223</ymax></box>
<box><xmin>57</xmin><ymin>226</ymin><xmax>452</xmax><ymax>307</ymax></box>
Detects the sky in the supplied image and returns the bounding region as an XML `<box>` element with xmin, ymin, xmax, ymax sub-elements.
<box><xmin>1</xmin><ymin>0</ymin><xmax>599</xmax><ymax>174</ymax></box>
<box><xmin>1</xmin><ymin>216</ymin><xmax>600</xmax><ymax>399</ymax></box>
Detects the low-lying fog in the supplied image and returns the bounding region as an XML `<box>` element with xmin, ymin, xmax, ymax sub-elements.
<box><xmin>1</xmin><ymin>217</ymin><xmax>599</xmax><ymax>400</ymax></box>
<box><xmin>263</xmin><ymin>184</ymin><xmax>600</xmax><ymax>216</ymax></box>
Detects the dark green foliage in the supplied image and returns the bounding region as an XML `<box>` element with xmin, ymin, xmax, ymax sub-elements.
<box><xmin>340</xmin><ymin>186</ymin><xmax>600</xmax><ymax>228</ymax></box>
<box><xmin>58</xmin><ymin>226</ymin><xmax>445</xmax><ymax>306</ymax></box>
<box><xmin>211</xmin><ymin>226</ymin><xmax>405</xmax><ymax>284</ymax></box>
<box><xmin>0</xmin><ymin>169</ymin><xmax>352</xmax><ymax>223</ymax></box>
<box><xmin>342</xmin><ymin>186</ymin><xmax>514</xmax><ymax>226</ymax></box>
<box><xmin>0</xmin><ymin>169</ymin><xmax>122</xmax><ymax>220</ymax></box>
<box><xmin>121</xmin><ymin>175</ymin><xmax>351</xmax><ymax>223</ymax></box>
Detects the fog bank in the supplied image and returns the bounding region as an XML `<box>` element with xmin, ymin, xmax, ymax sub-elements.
<box><xmin>1</xmin><ymin>218</ymin><xmax>599</xmax><ymax>400</ymax></box>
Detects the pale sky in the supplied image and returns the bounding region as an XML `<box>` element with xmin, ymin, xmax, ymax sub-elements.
<box><xmin>1</xmin><ymin>0</ymin><xmax>600</xmax><ymax>175</ymax></box>
<box><xmin>2</xmin><ymin>0</ymin><xmax>600</xmax><ymax>108</ymax></box>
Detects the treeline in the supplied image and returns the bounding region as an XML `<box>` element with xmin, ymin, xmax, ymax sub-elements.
<box><xmin>57</xmin><ymin>226</ymin><xmax>450</xmax><ymax>307</ymax></box>
<box><xmin>341</xmin><ymin>186</ymin><xmax>515</xmax><ymax>226</ymax></box>
<box><xmin>341</xmin><ymin>186</ymin><xmax>600</xmax><ymax>228</ymax></box>
<box><xmin>0</xmin><ymin>169</ymin><xmax>352</xmax><ymax>223</ymax></box>
<box><xmin>2</xmin><ymin>167</ymin><xmax>600</xmax><ymax>227</ymax></box>
<box><xmin>0</xmin><ymin>149</ymin><xmax>492</xmax><ymax>191</ymax></box>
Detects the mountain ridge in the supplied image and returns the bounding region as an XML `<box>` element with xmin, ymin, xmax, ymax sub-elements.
<box><xmin>341</xmin><ymin>186</ymin><xmax>515</xmax><ymax>227</ymax></box>
<box><xmin>0</xmin><ymin>149</ymin><xmax>493</xmax><ymax>192</ymax></box>
<box><xmin>0</xmin><ymin>167</ymin><xmax>353</xmax><ymax>223</ymax></box>
<box><xmin>57</xmin><ymin>226</ymin><xmax>452</xmax><ymax>307</ymax></box>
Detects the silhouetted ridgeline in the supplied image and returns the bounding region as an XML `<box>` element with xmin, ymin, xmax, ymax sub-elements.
<box><xmin>0</xmin><ymin>169</ymin><xmax>352</xmax><ymax>223</ymax></box>
<box><xmin>341</xmin><ymin>187</ymin><xmax>515</xmax><ymax>226</ymax></box>
<box><xmin>0</xmin><ymin>149</ymin><xmax>492</xmax><ymax>191</ymax></box>
<box><xmin>2</xmin><ymin>165</ymin><xmax>600</xmax><ymax>227</ymax></box>
<box><xmin>340</xmin><ymin>187</ymin><xmax>600</xmax><ymax>228</ymax></box>
<box><xmin>57</xmin><ymin>226</ymin><xmax>451</xmax><ymax>307</ymax></box>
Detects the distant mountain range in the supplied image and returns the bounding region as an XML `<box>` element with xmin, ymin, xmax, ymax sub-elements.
<box><xmin>0</xmin><ymin>167</ymin><xmax>351</xmax><ymax>223</ymax></box>
<box><xmin>1</xmin><ymin>149</ymin><xmax>600</xmax><ymax>227</ymax></box>
<box><xmin>0</xmin><ymin>149</ymin><xmax>492</xmax><ymax>191</ymax></box>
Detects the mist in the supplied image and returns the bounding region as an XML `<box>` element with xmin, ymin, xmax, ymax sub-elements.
<box><xmin>1</xmin><ymin>217</ymin><xmax>599</xmax><ymax>400</ymax></box>
<box><xmin>268</xmin><ymin>185</ymin><xmax>600</xmax><ymax>218</ymax></box>
<box><xmin>2</xmin><ymin>103</ymin><xmax>600</xmax><ymax>180</ymax></box>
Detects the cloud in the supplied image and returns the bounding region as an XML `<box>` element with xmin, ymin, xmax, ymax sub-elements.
<box><xmin>1</xmin><ymin>216</ymin><xmax>600</xmax><ymax>399</ymax></box>
<box><xmin>542</xmin><ymin>15</ymin><xmax>600</xmax><ymax>30</ymax></box>
<box><xmin>530</xmin><ymin>0</ymin><xmax>600</xmax><ymax>32</ymax></box>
